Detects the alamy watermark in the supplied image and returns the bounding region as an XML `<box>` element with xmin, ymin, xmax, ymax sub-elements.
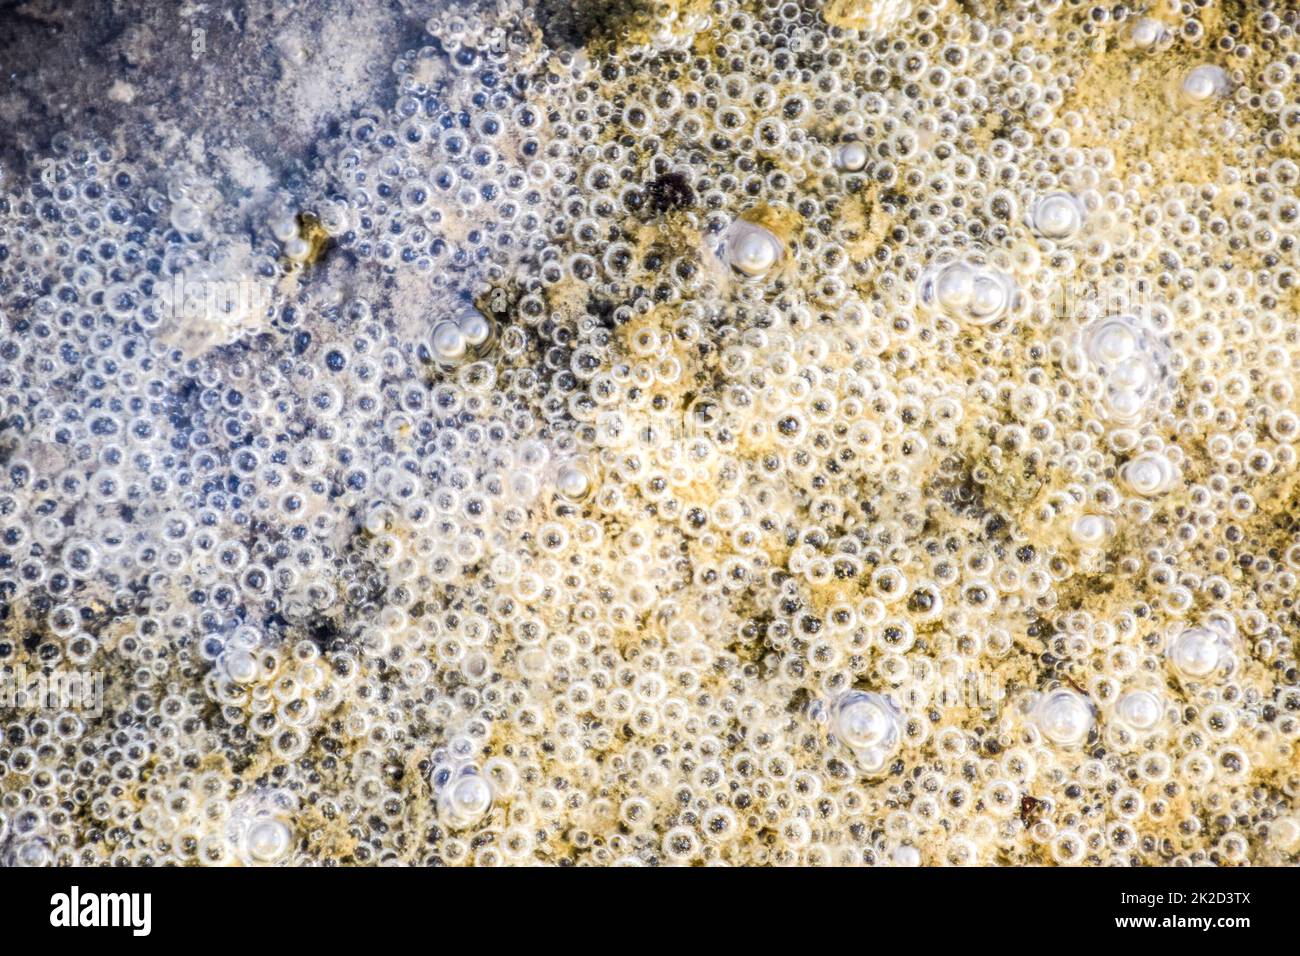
<box><xmin>1049</xmin><ymin>275</ymin><xmax>1156</xmax><ymax>320</ymax></box>
<box><xmin>50</xmin><ymin>886</ymin><xmax>151</xmax><ymax>936</ymax></box>
<box><xmin>154</xmin><ymin>273</ymin><xmax>273</xmax><ymax>326</ymax></box>
<box><xmin>0</xmin><ymin>664</ymin><xmax>103</xmax><ymax>717</ymax></box>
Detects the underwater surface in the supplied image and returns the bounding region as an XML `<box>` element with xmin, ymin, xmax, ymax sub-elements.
<box><xmin>1</xmin><ymin>0</ymin><xmax>1299</xmax><ymax>866</ymax></box>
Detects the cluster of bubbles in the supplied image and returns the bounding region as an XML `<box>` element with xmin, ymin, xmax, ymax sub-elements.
<box><xmin>1</xmin><ymin>0</ymin><xmax>1300</xmax><ymax>866</ymax></box>
<box><xmin>918</xmin><ymin>257</ymin><xmax>1020</xmax><ymax>325</ymax></box>
<box><xmin>820</xmin><ymin>690</ymin><xmax>901</xmax><ymax>775</ymax></box>
<box><xmin>1078</xmin><ymin>313</ymin><xmax>1169</xmax><ymax>424</ymax></box>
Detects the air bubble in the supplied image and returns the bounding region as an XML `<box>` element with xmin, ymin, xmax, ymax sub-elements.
<box><xmin>1028</xmin><ymin>192</ymin><xmax>1084</xmax><ymax>241</ymax></box>
<box><xmin>722</xmin><ymin>220</ymin><xmax>784</xmax><ymax>278</ymax></box>
<box><xmin>826</xmin><ymin>691</ymin><xmax>901</xmax><ymax>774</ymax></box>
<box><xmin>1070</xmin><ymin>514</ymin><xmax>1113</xmax><ymax>548</ymax></box>
<box><xmin>1169</xmin><ymin>627</ymin><xmax>1226</xmax><ymax>680</ymax></box>
<box><xmin>1121</xmin><ymin>452</ymin><xmax>1176</xmax><ymax>497</ymax></box>
<box><xmin>1130</xmin><ymin>18</ymin><xmax>1169</xmax><ymax>49</ymax></box>
<box><xmin>1033</xmin><ymin>687</ymin><xmax>1095</xmax><ymax>747</ymax></box>
<box><xmin>244</xmin><ymin>818</ymin><xmax>293</xmax><ymax>864</ymax></box>
<box><xmin>1180</xmin><ymin>65</ymin><xmax>1229</xmax><ymax>104</ymax></box>
<box><xmin>1115</xmin><ymin>690</ymin><xmax>1162</xmax><ymax>731</ymax></box>
<box><xmin>555</xmin><ymin>460</ymin><xmax>595</xmax><ymax>501</ymax></box>
<box><xmin>835</xmin><ymin>143</ymin><xmax>868</xmax><ymax>172</ymax></box>
<box><xmin>436</xmin><ymin>766</ymin><xmax>494</xmax><ymax>830</ymax></box>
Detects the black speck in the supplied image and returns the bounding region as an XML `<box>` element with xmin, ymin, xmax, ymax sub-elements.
<box><xmin>647</xmin><ymin>172</ymin><xmax>695</xmax><ymax>213</ymax></box>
